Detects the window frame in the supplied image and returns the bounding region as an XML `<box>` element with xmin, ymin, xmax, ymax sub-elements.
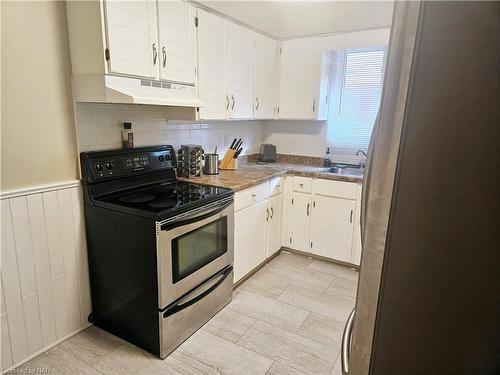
<box><xmin>327</xmin><ymin>46</ymin><xmax>388</xmax><ymax>165</ymax></box>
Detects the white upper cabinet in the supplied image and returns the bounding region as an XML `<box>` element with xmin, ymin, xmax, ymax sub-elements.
<box><xmin>105</xmin><ymin>0</ymin><xmax>197</xmax><ymax>82</ymax></box>
<box><xmin>227</xmin><ymin>23</ymin><xmax>254</xmax><ymax>119</ymax></box>
<box><xmin>197</xmin><ymin>9</ymin><xmax>228</xmax><ymax>119</ymax></box>
<box><xmin>253</xmin><ymin>32</ymin><xmax>276</xmax><ymax>119</ymax></box>
<box><xmin>157</xmin><ymin>1</ymin><xmax>196</xmax><ymax>84</ymax></box>
<box><xmin>68</xmin><ymin>2</ymin><xmax>333</xmax><ymax>114</ymax></box>
<box><xmin>104</xmin><ymin>0</ymin><xmax>158</xmax><ymax>78</ymax></box>
<box><xmin>197</xmin><ymin>14</ymin><xmax>255</xmax><ymax>120</ymax></box>
<box><xmin>278</xmin><ymin>37</ymin><xmax>331</xmax><ymax>120</ymax></box>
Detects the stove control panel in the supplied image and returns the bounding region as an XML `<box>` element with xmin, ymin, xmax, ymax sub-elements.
<box><xmin>81</xmin><ymin>146</ymin><xmax>176</xmax><ymax>181</ymax></box>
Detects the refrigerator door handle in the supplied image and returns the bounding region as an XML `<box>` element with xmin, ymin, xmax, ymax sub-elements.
<box><xmin>341</xmin><ymin>308</ymin><xmax>356</xmax><ymax>375</ymax></box>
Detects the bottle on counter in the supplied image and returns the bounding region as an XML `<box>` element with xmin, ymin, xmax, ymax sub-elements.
<box><xmin>122</xmin><ymin>122</ymin><xmax>134</xmax><ymax>149</ymax></box>
<box><xmin>323</xmin><ymin>147</ymin><xmax>332</xmax><ymax>167</ymax></box>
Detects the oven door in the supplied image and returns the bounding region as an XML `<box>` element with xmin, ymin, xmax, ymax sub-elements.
<box><xmin>157</xmin><ymin>197</ymin><xmax>234</xmax><ymax>308</ymax></box>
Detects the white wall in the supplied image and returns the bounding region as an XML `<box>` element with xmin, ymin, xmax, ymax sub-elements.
<box><xmin>75</xmin><ymin>103</ymin><xmax>265</xmax><ymax>155</ymax></box>
<box><xmin>1</xmin><ymin>2</ymin><xmax>91</xmax><ymax>371</ymax></box>
<box><xmin>1</xmin><ymin>1</ymin><xmax>78</xmax><ymax>192</ymax></box>
<box><xmin>262</xmin><ymin>120</ymin><xmax>327</xmax><ymax>157</ymax></box>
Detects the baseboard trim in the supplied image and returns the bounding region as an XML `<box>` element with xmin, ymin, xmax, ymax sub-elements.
<box><xmin>1</xmin><ymin>180</ymin><xmax>81</xmax><ymax>200</ymax></box>
<box><xmin>5</xmin><ymin>323</ymin><xmax>92</xmax><ymax>372</ymax></box>
<box><xmin>233</xmin><ymin>250</ymin><xmax>281</xmax><ymax>289</ymax></box>
<box><xmin>281</xmin><ymin>247</ymin><xmax>360</xmax><ymax>271</ymax></box>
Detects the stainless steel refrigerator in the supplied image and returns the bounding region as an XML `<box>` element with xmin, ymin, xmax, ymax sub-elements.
<box><xmin>341</xmin><ymin>1</ymin><xmax>500</xmax><ymax>374</ymax></box>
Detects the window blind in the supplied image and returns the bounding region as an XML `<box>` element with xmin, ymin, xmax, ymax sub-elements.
<box><xmin>327</xmin><ymin>47</ymin><xmax>386</xmax><ymax>165</ymax></box>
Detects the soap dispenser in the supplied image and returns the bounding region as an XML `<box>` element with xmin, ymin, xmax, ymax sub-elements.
<box><xmin>323</xmin><ymin>147</ymin><xmax>332</xmax><ymax>167</ymax></box>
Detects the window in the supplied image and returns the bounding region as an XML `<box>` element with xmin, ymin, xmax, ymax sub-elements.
<box><xmin>327</xmin><ymin>47</ymin><xmax>387</xmax><ymax>164</ymax></box>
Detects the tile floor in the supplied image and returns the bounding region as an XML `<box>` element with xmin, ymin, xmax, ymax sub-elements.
<box><xmin>18</xmin><ymin>252</ymin><xmax>358</xmax><ymax>375</ymax></box>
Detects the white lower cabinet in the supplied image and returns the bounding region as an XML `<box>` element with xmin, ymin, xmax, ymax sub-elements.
<box><xmin>288</xmin><ymin>192</ymin><xmax>312</xmax><ymax>251</ymax></box>
<box><xmin>234</xmin><ymin>199</ymin><xmax>268</xmax><ymax>282</ymax></box>
<box><xmin>311</xmin><ymin>195</ymin><xmax>356</xmax><ymax>263</ymax></box>
<box><xmin>233</xmin><ymin>179</ymin><xmax>284</xmax><ymax>283</ymax></box>
<box><xmin>266</xmin><ymin>194</ymin><xmax>282</xmax><ymax>257</ymax></box>
<box><xmin>284</xmin><ymin>176</ymin><xmax>362</xmax><ymax>265</ymax></box>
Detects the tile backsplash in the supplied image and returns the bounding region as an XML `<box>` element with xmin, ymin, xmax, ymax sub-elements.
<box><xmin>75</xmin><ymin>103</ymin><xmax>265</xmax><ymax>155</ymax></box>
<box><xmin>262</xmin><ymin>120</ymin><xmax>328</xmax><ymax>157</ymax></box>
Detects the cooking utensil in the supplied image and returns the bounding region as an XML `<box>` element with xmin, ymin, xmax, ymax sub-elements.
<box><xmin>233</xmin><ymin>148</ymin><xmax>242</xmax><ymax>158</ymax></box>
<box><xmin>230</xmin><ymin>138</ymin><xmax>237</xmax><ymax>149</ymax></box>
<box><xmin>234</xmin><ymin>138</ymin><xmax>242</xmax><ymax>150</ymax></box>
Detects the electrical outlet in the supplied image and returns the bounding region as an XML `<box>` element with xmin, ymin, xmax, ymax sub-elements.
<box><xmin>223</xmin><ymin>135</ymin><xmax>229</xmax><ymax>146</ymax></box>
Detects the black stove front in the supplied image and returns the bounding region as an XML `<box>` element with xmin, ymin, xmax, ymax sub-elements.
<box><xmin>80</xmin><ymin>145</ymin><xmax>233</xmax><ymax>220</ymax></box>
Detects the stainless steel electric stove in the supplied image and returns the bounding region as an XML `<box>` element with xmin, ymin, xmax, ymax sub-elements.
<box><xmin>80</xmin><ymin>145</ymin><xmax>234</xmax><ymax>358</ymax></box>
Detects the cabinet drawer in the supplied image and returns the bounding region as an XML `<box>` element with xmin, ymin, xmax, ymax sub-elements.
<box><xmin>269</xmin><ymin>176</ymin><xmax>284</xmax><ymax>196</ymax></box>
<box><xmin>293</xmin><ymin>176</ymin><xmax>312</xmax><ymax>193</ymax></box>
<box><xmin>313</xmin><ymin>179</ymin><xmax>358</xmax><ymax>200</ymax></box>
<box><xmin>235</xmin><ymin>183</ymin><xmax>269</xmax><ymax>212</ymax></box>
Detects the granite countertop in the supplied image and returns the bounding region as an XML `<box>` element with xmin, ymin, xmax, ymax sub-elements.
<box><xmin>178</xmin><ymin>159</ymin><xmax>363</xmax><ymax>191</ymax></box>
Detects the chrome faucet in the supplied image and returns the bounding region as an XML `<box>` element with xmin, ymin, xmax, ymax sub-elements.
<box><xmin>356</xmin><ymin>150</ymin><xmax>368</xmax><ymax>168</ymax></box>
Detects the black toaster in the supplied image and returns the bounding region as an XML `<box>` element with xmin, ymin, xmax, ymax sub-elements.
<box><xmin>258</xmin><ymin>144</ymin><xmax>276</xmax><ymax>162</ymax></box>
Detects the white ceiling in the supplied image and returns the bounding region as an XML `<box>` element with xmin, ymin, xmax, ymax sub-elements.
<box><xmin>197</xmin><ymin>1</ymin><xmax>394</xmax><ymax>39</ymax></box>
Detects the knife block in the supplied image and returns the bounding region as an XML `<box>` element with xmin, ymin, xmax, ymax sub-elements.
<box><xmin>219</xmin><ymin>148</ymin><xmax>238</xmax><ymax>170</ymax></box>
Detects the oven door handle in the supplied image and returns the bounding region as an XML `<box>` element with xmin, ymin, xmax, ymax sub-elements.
<box><xmin>160</xmin><ymin>199</ymin><xmax>232</xmax><ymax>231</ymax></box>
<box><xmin>161</xmin><ymin>266</ymin><xmax>232</xmax><ymax>318</ymax></box>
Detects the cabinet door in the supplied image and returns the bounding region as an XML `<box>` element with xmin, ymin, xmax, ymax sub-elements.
<box><xmin>267</xmin><ymin>194</ymin><xmax>282</xmax><ymax>257</ymax></box>
<box><xmin>234</xmin><ymin>200</ymin><xmax>268</xmax><ymax>282</ymax></box>
<box><xmin>197</xmin><ymin>9</ymin><xmax>228</xmax><ymax>119</ymax></box>
<box><xmin>157</xmin><ymin>1</ymin><xmax>196</xmax><ymax>84</ymax></box>
<box><xmin>278</xmin><ymin>37</ymin><xmax>322</xmax><ymax>119</ymax></box>
<box><xmin>228</xmin><ymin>22</ymin><xmax>254</xmax><ymax>119</ymax></box>
<box><xmin>253</xmin><ymin>32</ymin><xmax>276</xmax><ymax>119</ymax></box>
<box><xmin>311</xmin><ymin>195</ymin><xmax>356</xmax><ymax>263</ymax></box>
<box><xmin>350</xmin><ymin>190</ymin><xmax>362</xmax><ymax>265</ymax></box>
<box><xmin>289</xmin><ymin>192</ymin><xmax>312</xmax><ymax>251</ymax></box>
<box><xmin>105</xmin><ymin>0</ymin><xmax>158</xmax><ymax>78</ymax></box>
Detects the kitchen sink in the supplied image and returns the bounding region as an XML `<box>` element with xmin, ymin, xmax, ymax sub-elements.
<box><xmin>325</xmin><ymin>166</ymin><xmax>364</xmax><ymax>176</ymax></box>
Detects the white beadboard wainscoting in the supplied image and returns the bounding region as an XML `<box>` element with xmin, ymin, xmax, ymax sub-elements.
<box><xmin>75</xmin><ymin>103</ymin><xmax>265</xmax><ymax>154</ymax></box>
<box><xmin>0</xmin><ymin>182</ymin><xmax>91</xmax><ymax>371</ymax></box>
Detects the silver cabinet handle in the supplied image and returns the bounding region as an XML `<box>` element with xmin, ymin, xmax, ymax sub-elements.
<box><xmin>350</xmin><ymin>209</ymin><xmax>353</xmax><ymax>223</ymax></box>
<box><xmin>231</xmin><ymin>95</ymin><xmax>235</xmax><ymax>110</ymax></box>
<box><xmin>341</xmin><ymin>308</ymin><xmax>355</xmax><ymax>375</ymax></box>
<box><xmin>270</xmin><ymin>207</ymin><xmax>274</xmax><ymax>219</ymax></box>
<box><xmin>152</xmin><ymin>43</ymin><xmax>157</xmax><ymax>65</ymax></box>
<box><xmin>225</xmin><ymin>95</ymin><xmax>230</xmax><ymax>110</ymax></box>
<box><xmin>306</xmin><ymin>203</ymin><xmax>310</xmax><ymax>216</ymax></box>
<box><xmin>255</xmin><ymin>97</ymin><xmax>260</xmax><ymax>110</ymax></box>
<box><xmin>312</xmin><ymin>98</ymin><xmax>316</xmax><ymax>112</ymax></box>
<box><xmin>162</xmin><ymin>46</ymin><xmax>166</xmax><ymax>67</ymax></box>
<box><xmin>266</xmin><ymin>208</ymin><xmax>270</xmax><ymax>221</ymax></box>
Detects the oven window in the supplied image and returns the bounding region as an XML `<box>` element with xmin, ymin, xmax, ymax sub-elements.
<box><xmin>171</xmin><ymin>217</ymin><xmax>228</xmax><ymax>283</ymax></box>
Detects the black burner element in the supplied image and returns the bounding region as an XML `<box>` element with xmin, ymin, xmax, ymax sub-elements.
<box><xmin>149</xmin><ymin>199</ymin><xmax>177</xmax><ymax>209</ymax></box>
<box><xmin>119</xmin><ymin>193</ymin><xmax>156</xmax><ymax>204</ymax></box>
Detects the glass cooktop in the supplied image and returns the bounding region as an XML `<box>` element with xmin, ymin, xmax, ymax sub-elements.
<box><xmin>97</xmin><ymin>180</ymin><xmax>233</xmax><ymax>217</ymax></box>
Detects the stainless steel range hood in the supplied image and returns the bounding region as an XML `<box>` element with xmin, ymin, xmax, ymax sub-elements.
<box><xmin>71</xmin><ymin>74</ymin><xmax>203</xmax><ymax>108</ymax></box>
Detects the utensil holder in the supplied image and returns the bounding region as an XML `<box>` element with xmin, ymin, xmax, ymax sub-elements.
<box><xmin>219</xmin><ymin>148</ymin><xmax>238</xmax><ymax>170</ymax></box>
